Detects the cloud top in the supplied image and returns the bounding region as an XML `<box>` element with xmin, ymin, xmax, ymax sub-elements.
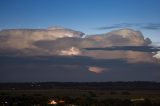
<box><xmin>86</xmin><ymin>29</ymin><xmax>151</xmax><ymax>46</ymax></box>
<box><xmin>0</xmin><ymin>27</ymin><xmax>84</xmax><ymax>49</ymax></box>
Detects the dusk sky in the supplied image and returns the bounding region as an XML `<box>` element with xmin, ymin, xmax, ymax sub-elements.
<box><xmin>0</xmin><ymin>0</ymin><xmax>160</xmax><ymax>41</ymax></box>
<box><xmin>0</xmin><ymin>0</ymin><xmax>160</xmax><ymax>82</ymax></box>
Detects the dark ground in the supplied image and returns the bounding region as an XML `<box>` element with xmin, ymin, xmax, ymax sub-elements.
<box><xmin>0</xmin><ymin>82</ymin><xmax>160</xmax><ymax>106</ymax></box>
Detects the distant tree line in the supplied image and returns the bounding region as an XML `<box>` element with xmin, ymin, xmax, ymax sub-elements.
<box><xmin>0</xmin><ymin>81</ymin><xmax>160</xmax><ymax>90</ymax></box>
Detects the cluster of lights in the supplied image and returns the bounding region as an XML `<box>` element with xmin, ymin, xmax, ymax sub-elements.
<box><xmin>48</xmin><ymin>99</ymin><xmax>65</xmax><ymax>105</ymax></box>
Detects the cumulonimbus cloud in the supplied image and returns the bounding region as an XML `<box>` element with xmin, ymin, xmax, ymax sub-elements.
<box><xmin>1</xmin><ymin>26</ymin><xmax>160</xmax><ymax>82</ymax></box>
<box><xmin>0</xmin><ymin>26</ymin><xmax>84</xmax><ymax>49</ymax></box>
<box><xmin>0</xmin><ymin>26</ymin><xmax>159</xmax><ymax>64</ymax></box>
<box><xmin>86</xmin><ymin>28</ymin><xmax>151</xmax><ymax>46</ymax></box>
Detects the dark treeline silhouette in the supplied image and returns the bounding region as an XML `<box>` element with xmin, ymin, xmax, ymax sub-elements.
<box><xmin>1</xmin><ymin>81</ymin><xmax>160</xmax><ymax>90</ymax></box>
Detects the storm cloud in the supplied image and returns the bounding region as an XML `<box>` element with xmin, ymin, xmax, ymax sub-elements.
<box><xmin>0</xmin><ymin>27</ymin><xmax>160</xmax><ymax>82</ymax></box>
<box><xmin>0</xmin><ymin>27</ymin><xmax>159</xmax><ymax>63</ymax></box>
<box><xmin>34</xmin><ymin>28</ymin><xmax>152</xmax><ymax>54</ymax></box>
<box><xmin>0</xmin><ymin>27</ymin><xmax>84</xmax><ymax>52</ymax></box>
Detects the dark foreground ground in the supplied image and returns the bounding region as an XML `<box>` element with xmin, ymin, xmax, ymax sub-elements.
<box><xmin>0</xmin><ymin>82</ymin><xmax>160</xmax><ymax>106</ymax></box>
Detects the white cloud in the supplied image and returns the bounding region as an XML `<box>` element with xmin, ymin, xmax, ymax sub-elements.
<box><xmin>0</xmin><ymin>27</ymin><xmax>156</xmax><ymax>59</ymax></box>
<box><xmin>88</xmin><ymin>66</ymin><xmax>106</xmax><ymax>74</ymax></box>
<box><xmin>153</xmin><ymin>51</ymin><xmax>160</xmax><ymax>60</ymax></box>
<box><xmin>0</xmin><ymin>27</ymin><xmax>84</xmax><ymax>50</ymax></box>
<box><xmin>57</xmin><ymin>47</ymin><xmax>81</xmax><ymax>56</ymax></box>
<box><xmin>86</xmin><ymin>28</ymin><xmax>151</xmax><ymax>46</ymax></box>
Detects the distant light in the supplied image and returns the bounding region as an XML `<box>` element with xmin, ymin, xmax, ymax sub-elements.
<box><xmin>49</xmin><ymin>100</ymin><xmax>57</xmax><ymax>105</ymax></box>
<box><xmin>59</xmin><ymin>100</ymin><xmax>65</xmax><ymax>103</ymax></box>
<box><xmin>131</xmin><ymin>98</ymin><xmax>144</xmax><ymax>102</ymax></box>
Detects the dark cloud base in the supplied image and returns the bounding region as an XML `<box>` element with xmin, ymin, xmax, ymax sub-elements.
<box><xmin>84</xmin><ymin>46</ymin><xmax>160</xmax><ymax>52</ymax></box>
<box><xmin>0</xmin><ymin>56</ymin><xmax>160</xmax><ymax>82</ymax></box>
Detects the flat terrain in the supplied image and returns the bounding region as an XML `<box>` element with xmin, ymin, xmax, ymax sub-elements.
<box><xmin>1</xmin><ymin>82</ymin><xmax>160</xmax><ymax>105</ymax></box>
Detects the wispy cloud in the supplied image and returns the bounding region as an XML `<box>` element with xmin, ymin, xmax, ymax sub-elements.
<box><xmin>141</xmin><ymin>23</ymin><xmax>160</xmax><ymax>30</ymax></box>
<box><xmin>96</xmin><ymin>23</ymin><xmax>139</xmax><ymax>30</ymax></box>
<box><xmin>96</xmin><ymin>23</ymin><xmax>160</xmax><ymax>30</ymax></box>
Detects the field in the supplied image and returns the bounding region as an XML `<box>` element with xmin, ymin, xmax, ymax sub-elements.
<box><xmin>1</xmin><ymin>82</ymin><xmax>160</xmax><ymax>106</ymax></box>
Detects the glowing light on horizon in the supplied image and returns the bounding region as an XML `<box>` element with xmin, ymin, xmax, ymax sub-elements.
<box><xmin>49</xmin><ymin>100</ymin><xmax>57</xmax><ymax>105</ymax></box>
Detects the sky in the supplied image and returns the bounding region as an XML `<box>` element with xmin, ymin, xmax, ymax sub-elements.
<box><xmin>0</xmin><ymin>0</ymin><xmax>160</xmax><ymax>42</ymax></box>
<box><xmin>0</xmin><ymin>0</ymin><xmax>160</xmax><ymax>82</ymax></box>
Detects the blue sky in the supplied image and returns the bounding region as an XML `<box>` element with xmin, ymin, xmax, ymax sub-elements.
<box><xmin>0</xmin><ymin>0</ymin><xmax>160</xmax><ymax>42</ymax></box>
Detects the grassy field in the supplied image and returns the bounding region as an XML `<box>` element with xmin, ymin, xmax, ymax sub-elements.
<box><xmin>1</xmin><ymin>89</ymin><xmax>160</xmax><ymax>100</ymax></box>
<box><xmin>1</xmin><ymin>82</ymin><xmax>160</xmax><ymax>105</ymax></box>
